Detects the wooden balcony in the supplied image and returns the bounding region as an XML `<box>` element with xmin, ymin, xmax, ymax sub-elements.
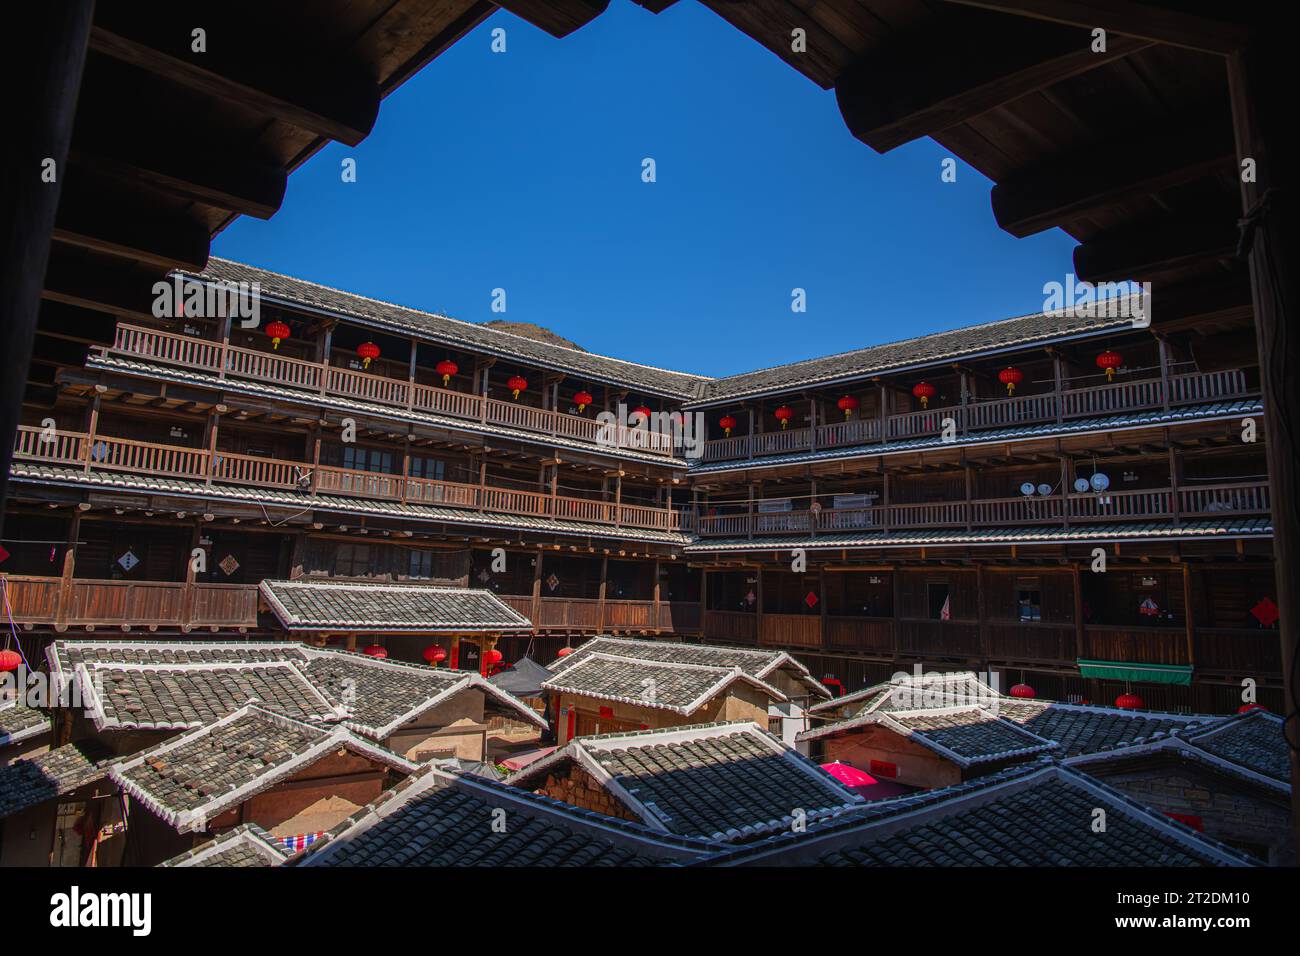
<box><xmin>495</xmin><ymin>595</ymin><xmax>700</xmax><ymax>634</ymax></box>
<box><xmin>1</xmin><ymin>574</ymin><xmax>258</xmax><ymax>632</ymax></box>
<box><xmin>100</xmin><ymin>323</ymin><xmax>677</xmax><ymax>457</ymax></box>
<box><xmin>700</xmin><ymin>368</ymin><xmax>1252</xmax><ymax>463</ymax></box>
<box><xmin>12</xmin><ymin>427</ymin><xmax>684</xmax><ymax>533</ymax></box>
<box><xmin>694</xmin><ymin>481</ymin><xmax>1271</xmax><ymax>538</ymax></box>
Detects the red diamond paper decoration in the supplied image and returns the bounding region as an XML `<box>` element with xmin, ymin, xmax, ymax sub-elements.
<box><xmin>0</xmin><ymin>544</ymin><xmax>9</xmax><ymax>565</ymax></box>
<box><xmin>804</xmin><ymin>591</ymin><xmax>819</xmax><ymax>609</ymax></box>
<box><xmin>1251</xmin><ymin>597</ymin><xmax>1279</xmax><ymax>627</ymax></box>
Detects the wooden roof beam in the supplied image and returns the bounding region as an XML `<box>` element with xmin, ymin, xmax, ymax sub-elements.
<box><xmin>494</xmin><ymin>1</ymin><xmax>610</xmax><ymax>39</ymax></box>
<box><xmin>835</xmin><ymin>9</ymin><xmax>1151</xmax><ymax>153</ymax></box>
<box><xmin>41</xmin><ymin>249</ymin><xmax>160</xmax><ymax>321</ymax></box>
<box><xmin>52</xmin><ymin>182</ymin><xmax>210</xmax><ymax>272</ymax></box>
<box><xmin>1073</xmin><ymin>217</ymin><xmax>1238</xmax><ymax>283</ymax></box>
<box><xmin>992</xmin><ymin>120</ymin><xmax>1235</xmax><ymax>237</ymax></box>
<box><xmin>88</xmin><ymin>10</ymin><xmax>379</xmax><ymax>146</ymax></box>
<box><xmin>944</xmin><ymin>1</ymin><xmax>1251</xmax><ymax>56</ymax></box>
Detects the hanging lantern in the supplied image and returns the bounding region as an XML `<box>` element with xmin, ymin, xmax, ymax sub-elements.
<box><xmin>1115</xmin><ymin>692</ymin><xmax>1143</xmax><ymax>710</ymax></box>
<box><xmin>573</xmin><ymin>390</ymin><xmax>593</xmax><ymax>413</ymax></box>
<box><xmin>631</xmin><ymin>404</ymin><xmax>653</xmax><ymax>424</ymax></box>
<box><xmin>265</xmin><ymin>320</ymin><xmax>291</xmax><ymax>350</ymax></box>
<box><xmin>836</xmin><ymin>395</ymin><xmax>859</xmax><ymax>420</ymax></box>
<box><xmin>556</xmin><ymin>646</ymin><xmax>574</xmax><ymax>657</ymax></box>
<box><xmin>1096</xmin><ymin>349</ymin><xmax>1123</xmax><ymax>382</ymax></box>
<box><xmin>484</xmin><ymin>649</ymin><xmax>504</xmax><ymax>670</ymax></box>
<box><xmin>912</xmin><ymin>381</ymin><xmax>936</xmax><ymax>409</ymax></box>
<box><xmin>435</xmin><ymin>359</ymin><xmax>458</xmax><ymax>387</ymax></box>
<box><xmin>1009</xmin><ymin>683</ymin><xmax>1036</xmax><ymax>699</ymax></box>
<box><xmin>356</xmin><ymin>342</ymin><xmax>381</xmax><ymax>369</ymax></box>
<box><xmin>1238</xmin><ymin>703</ymin><xmax>1267</xmax><ymax>714</ymax></box>
<box><xmin>422</xmin><ymin>644</ymin><xmax>447</xmax><ymax>666</ymax></box>
<box><xmin>998</xmin><ymin>366</ymin><xmax>1023</xmax><ymax>396</ymax></box>
<box><xmin>719</xmin><ymin>414</ymin><xmax>737</xmax><ymax>437</ymax></box>
<box><xmin>362</xmin><ymin>644</ymin><xmax>387</xmax><ymax>658</ymax></box>
<box><xmin>0</xmin><ymin>649</ymin><xmax>21</xmax><ymax>672</ymax></box>
<box><xmin>507</xmin><ymin>375</ymin><xmax>528</xmax><ymax>400</ymax></box>
<box><xmin>774</xmin><ymin>405</ymin><xmax>794</xmax><ymax>429</ymax></box>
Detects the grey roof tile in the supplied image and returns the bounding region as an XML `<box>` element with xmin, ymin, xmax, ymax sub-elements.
<box><xmin>160</xmin><ymin>823</ymin><xmax>290</xmax><ymax>867</ymax></box>
<box><xmin>0</xmin><ymin>700</ymin><xmax>51</xmax><ymax>747</ymax></box>
<box><xmin>1179</xmin><ymin>710</ymin><xmax>1290</xmax><ymax>784</ymax></box>
<box><xmin>196</xmin><ymin>259</ymin><xmax>709</xmax><ymax>400</ymax></box>
<box><xmin>878</xmin><ymin>708</ymin><xmax>1057</xmax><ymax>765</ymax></box>
<box><xmin>260</xmin><ymin>579</ymin><xmax>531</xmax><ymax>633</ymax></box>
<box><xmin>998</xmin><ymin>701</ymin><xmax>1217</xmax><ymax>758</ymax></box>
<box><xmin>0</xmin><ymin>741</ymin><xmax>115</xmax><ymax>819</ymax></box>
<box><xmin>540</xmin><ymin>653</ymin><xmax>786</xmax><ymax>715</ymax></box>
<box><xmin>111</xmin><ymin>704</ymin><xmax>416</xmax><ymax>833</ymax></box>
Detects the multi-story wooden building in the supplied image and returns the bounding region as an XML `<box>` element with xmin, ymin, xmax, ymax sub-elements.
<box><xmin>2</xmin><ymin>263</ymin><xmax>1280</xmax><ymax>715</ymax></box>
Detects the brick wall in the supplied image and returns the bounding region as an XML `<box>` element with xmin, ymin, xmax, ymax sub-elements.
<box><xmin>534</xmin><ymin>764</ymin><xmax>641</xmax><ymax>824</ymax></box>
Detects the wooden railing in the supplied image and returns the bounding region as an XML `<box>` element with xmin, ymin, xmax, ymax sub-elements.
<box><xmin>101</xmin><ymin>323</ymin><xmax>677</xmax><ymax>457</ymax></box>
<box><xmin>1</xmin><ymin>575</ymin><xmax>259</xmax><ymax>631</ymax></box>
<box><xmin>1082</xmin><ymin>625</ymin><xmax>1190</xmax><ymax>666</ymax></box>
<box><xmin>700</xmin><ymin>368</ymin><xmax>1251</xmax><ymax>462</ymax></box>
<box><xmin>693</xmin><ymin>481</ymin><xmax>1270</xmax><ymax>537</ymax></box>
<box><xmin>12</xmin><ymin>428</ymin><xmax>683</xmax><ymax>533</ymax></box>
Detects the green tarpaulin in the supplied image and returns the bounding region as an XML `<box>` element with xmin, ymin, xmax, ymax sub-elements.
<box><xmin>1076</xmin><ymin>659</ymin><xmax>1193</xmax><ymax>686</ymax></box>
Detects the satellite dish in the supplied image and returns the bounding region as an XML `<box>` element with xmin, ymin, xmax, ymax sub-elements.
<box><xmin>1037</xmin><ymin>483</ymin><xmax>1052</xmax><ymax>496</ymax></box>
<box><xmin>1090</xmin><ymin>472</ymin><xmax>1111</xmax><ymax>492</ymax></box>
<box><xmin>1073</xmin><ymin>477</ymin><xmax>1090</xmax><ymax>493</ymax></box>
<box><xmin>1020</xmin><ymin>482</ymin><xmax>1035</xmax><ymax>496</ymax></box>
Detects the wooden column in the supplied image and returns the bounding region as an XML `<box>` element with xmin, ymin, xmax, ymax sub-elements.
<box><xmin>652</xmin><ymin>557</ymin><xmax>662</xmax><ymax>632</ymax></box>
<box><xmin>54</xmin><ymin>525</ymin><xmax>77</xmax><ymax>633</ymax></box>
<box><xmin>597</xmin><ymin>555</ymin><xmax>608</xmax><ymax>633</ymax></box>
<box><xmin>1156</xmin><ymin>335</ymin><xmax>1172</xmax><ymax>410</ymax></box>
<box><xmin>975</xmin><ymin>563</ymin><xmax>989</xmax><ymax>667</ymax></box>
<box><xmin>1168</xmin><ymin>445</ymin><xmax>1182</xmax><ymax>527</ymax></box>
<box><xmin>700</xmin><ymin>568</ymin><xmax>709</xmax><ymax>636</ymax></box>
<box><xmin>531</xmin><ymin>548</ymin><xmax>543</xmax><ymax>628</ymax></box>
<box><xmin>82</xmin><ymin>393</ymin><xmax>101</xmax><ymax>475</ymax></box>
<box><xmin>1228</xmin><ymin>37</ymin><xmax>1300</xmax><ymax>843</ymax></box>
<box><xmin>406</xmin><ymin>337</ymin><xmax>418</xmax><ymax>411</ymax></box>
<box><xmin>1182</xmin><ymin>561</ymin><xmax>1195</xmax><ymax>668</ymax></box>
<box><xmin>755</xmin><ymin>563</ymin><xmax>764</xmax><ymax>646</ymax></box>
<box><xmin>746</xmin><ymin>483</ymin><xmax>755</xmax><ymax>541</ymax></box>
<box><xmin>1071</xmin><ymin>563</ymin><xmax>1085</xmax><ymax>663</ymax></box>
<box><xmin>1052</xmin><ymin>353</ymin><xmax>1064</xmax><ymax>424</ymax></box>
<box><xmin>0</xmin><ymin>0</ymin><xmax>94</xmax><ymax>542</ymax></box>
<box><xmin>204</xmin><ymin>407</ymin><xmax>221</xmax><ymax>487</ymax></box>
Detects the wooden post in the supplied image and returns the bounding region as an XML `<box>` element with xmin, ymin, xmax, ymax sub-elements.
<box><xmin>975</xmin><ymin>563</ymin><xmax>989</xmax><ymax>667</ymax></box>
<box><xmin>653</xmin><ymin>557</ymin><xmax>662</xmax><ymax>632</ymax></box>
<box><xmin>531</xmin><ymin>549</ymin><xmax>543</xmax><ymax>629</ymax></box>
<box><xmin>406</xmin><ymin>337</ymin><xmax>417</xmax><ymax>411</ymax></box>
<box><xmin>1182</xmin><ymin>561</ymin><xmax>1195</xmax><ymax>668</ymax></box>
<box><xmin>1072</xmin><ymin>563</ymin><xmax>1085</xmax><ymax>663</ymax></box>
<box><xmin>1168</xmin><ymin>445</ymin><xmax>1182</xmax><ymax>527</ymax></box>
<box><xmin>1227</xmin><ymin>38</ymin><xmax>1300</xmax><ymax>844</ymax></box>
<box><xmin>55</xmin><ymin>528</ymin><xmax>77</xmax><ymax>633</ymax></box>
<box><xmin>746</xmin><ymin>483</ymin><xmax>754</xmax><ymax>541</ymax></box>
<box><xmin>1157</xmin><ymin>335</ymin><xmax>1172</xmax><ymax>410</ymax></box>
<box><xmin>879</xmin><ymin>384</ymin><xmax>888</xmax><ymax>443</ymax></box>
<box><xmin>82</xmin><ymin>394</ymin><xmax>101</xmax><ymax>475</ymax></box>
<box><xmin>205</xmin><ymin>408</ymin><xmax>221</xmax><ymax>487</ymax></box>
<box><xmin>597</xmin><ymin>555</ymin><xmax>608</xmax><ymax>633</ymax></box>
<box><xmin>613</xmin><ymin>472</ymin><xmax>622</xmax><ymax>527</ymax></box>
<box><xmin>1052</xmin><ymin>353</ymin><xmax>1064</xmax><ymax>424</ymax></box>
<box><xmin>755</xmin><ymin>563</ymin><xmax>764</xmax><ymax>646</ymax></box>
<box><xmin>700</xmin><ymin>568</ymin><xmax>709</xmax><ymax>636</ymax></box>
<box><xmin>181</xmin><ymin>522</ymin><xmax>200</xmax><ymax>632</ymax></box>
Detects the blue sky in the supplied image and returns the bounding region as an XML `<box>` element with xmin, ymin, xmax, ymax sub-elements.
<box><xmin>215</xmin><ymin>1</ymin><xmax>1080</xmax><ymax>378</ymax></box>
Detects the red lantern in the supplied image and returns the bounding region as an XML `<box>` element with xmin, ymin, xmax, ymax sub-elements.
<box><xmin>265</xmin><ymin>320</ymin><xmax>291</xmax><ymax>350</ymax></box>
<box><xmin>484</xmin><ymin>649</ymin><xmax>503</xmax><ymax>666</ymax></box>
<box><xmin>1096</xmin><ymin>350</ymin><xmax>1123</xmax><ymax>382</ymax></box>
<box><xmin>507</xmin><ymin>375</ymin><xmax>528</xmax><ymax>400</ymax></box>
<box><xmin>998</xmin><ymin>366</ymin><xmax>1023</xmax><ymax>396</ymax></box>
<box><xmin>774</xmin><ymin>405</ymin><xmax>794</xmax><ymax>429</ymax></box>
<box><xmin>912</xmin><ymin>382</ymin><xmax>936</xmax><ymax>409</ymax></box>
<box><xmin>1009</xmin><ymin>683</ymin><xmax>1036</xmax><ymax>699</ymax></box>
<box><xmin>556</xmin><ymin>646</ymin><xmax>574</xmax><ymax>657</ymax></box>
<box><xmin>422</xmin><ymin>644</ymin><xmax>447</xmax><ymax>665</ymax></box>
<box><xmin>362</xmin><ymin>644</ymin><xmax>387</xmax><ymax>658</ymax></box>
<box><xmin>1238</xmin><ymin>703</ymin><xmax>1267</xmax><ymax>714</ymax></box>
<box><xmin>631</xmin><ymin>405</ymin><xmax>653</xmax><ymax>424</ymax></box>
<box><xmin>356</xmin><ymin>342</ymin><xmax>381</xmax><ymax>369</ymax></box>
<box><xmin>435</xmin><ymin>360</ymin><xmax>458</xmax><ymax>387</ymax></box>
<box><xmin>573</xmin><ymin>390</ymin><xmax>593</xmax><ymax>413</ymax></box>
<box><xmin>836</xmin><ymin>395</ymin><xmax>859</xmax><ymax>420</ymax></box>
<box><xmin>0</xmin><ymin>649</ymin><xmax>21</xmax><ymax>672</ymax></box>
<box><xmin>1115</xmin><ymin>692</ymin><xmax>1143</xmax><ymax>710</ymax></box>
<box><xmin>719</xmin><ymin>414</ymin><xmax>737</xmax><ymax>437</ymax></box>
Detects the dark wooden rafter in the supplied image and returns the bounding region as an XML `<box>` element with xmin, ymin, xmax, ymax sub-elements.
<box><xmin>943</xmin><ymin>0</ymin><xmax>1251</xmax><ymax>56</ymax></box>
<box><xmin>493</xmin><ymin>0</ymin><xmax>610</xmax><ymax>38</ymax></box>
<box><xmin>991</xmin><ymin>119</ymin><xmax>1235</xmax><ymax>237</ymax></box>
<box><xmin>40</xmin><ymin>249</ymin><xmax>160</xmax><ymax>321</ymax></box>
<box><xmin>52</xmin><ymin>179</ymin><xmax>210</xmax><ymax>273</ymax></box>
<box><xmin>88</xmin><ymin>8</ymin><xmax>380</xmax><ymax>146</ymax></box>
<box><xmin>1073</xmin><ymin>215</ymin><xmax>1239</xmax><ymax>283</ymax></box>
<box><xmin>835</xmin><ymin>8</ymin><xmax>1151</xmax><ymax>153</ymax></box>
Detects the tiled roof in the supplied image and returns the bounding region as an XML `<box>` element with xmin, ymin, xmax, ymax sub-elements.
<box><xmin>76</xmin><ymin>661</ymin><xmax>347</xmax><ymax>731</ymax></box>
<box><xmin>686</xmin><ymin>399</ymin><xmax>1263</xmax><ymax>473</ymax></box>
<box><xmin>694</xmin><ymin>303</ymin><xmax>1142</xmax><ymax>405</ymax></box>
<box><xmin>0</xmin><ymin>700</ymin><xmax>50</xmax><ymax>747</ymax></box>
<box><xmin>295</xmin><ymin>764</ymin><xmax>715</xmax><ymax>866</ymax></box>
<box><xmin>700</xmin><ymin>763</ymin><xmax>1258</xmax><ymax>867</ymax></box>
<box><xmin>807</xmin><ymin>670</ymin><xmax>999</xmax><ymax>717</ymax></box>
<box><xmin>873</xmin><ymin>708</ymin><xmax>1057</xmax><ymax>766</ymax></box>
<box><xmin>507</xmin><ymin>721</ymin><xmax>864</xmax><ymax>842</ymax></box>
<box><xmin>0</xmin><ymin>741</ymin><xmax>114</xmax><ymax>819</ymax></box>
<box><xmin>296</xmin><ymin>649</ymin><xmax>546</xmax><ymax>738</ymax></box>
<box><xmin>998</xmin><ymin>701</ymin><xmax>1217</xmax><ymax>758</ymax></box>
<box><xmin>1177</xmin><ymin>710</ymin><xmax>1290</xmax><ymax>784</ymax></box>
<box><xmin>197</xmin><ymin>259</ymin><xmax>710</xmax><ymax>400</ymax></box>
<box><xmin>260</xmin><ymin>579</ymin><xmax>531</xmax><ymax>633</ymax></box>
<box><xmin>160</xmin><ymin>823</ymin><xmax>290</xmax><ymax>867</ymax></box>
<box><xmin>684</xmin><ymin>517</ymin><xmax>1273</xmax><ymax>553</ymax></box>
<box><xmin>10</xmin><ymin>464</ymin><xmax>689</xmax><ymax>546</ymax></box>
<box><xmin>547</xmin><ymin>636</ymin><xmax>830</xmax><ymax>699</ymax></box>
<box><xmin>48</xmin><ymin>640</ymin><xmax>545</xmax><ymax>737</ymax></box>
<box><xmin>111</xmin><ymin>704</ymin><xmax>417</xmax><ymax>833</ymax></box>
<box><xmin>87</xmin><ymin>353</ymin><xmax>688</xmax><ymax>469</ymax></box>
<box><xmin>540</xmin><ymin>653</ymin><xmax>787</xmax><ymax>715</ymax></box>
